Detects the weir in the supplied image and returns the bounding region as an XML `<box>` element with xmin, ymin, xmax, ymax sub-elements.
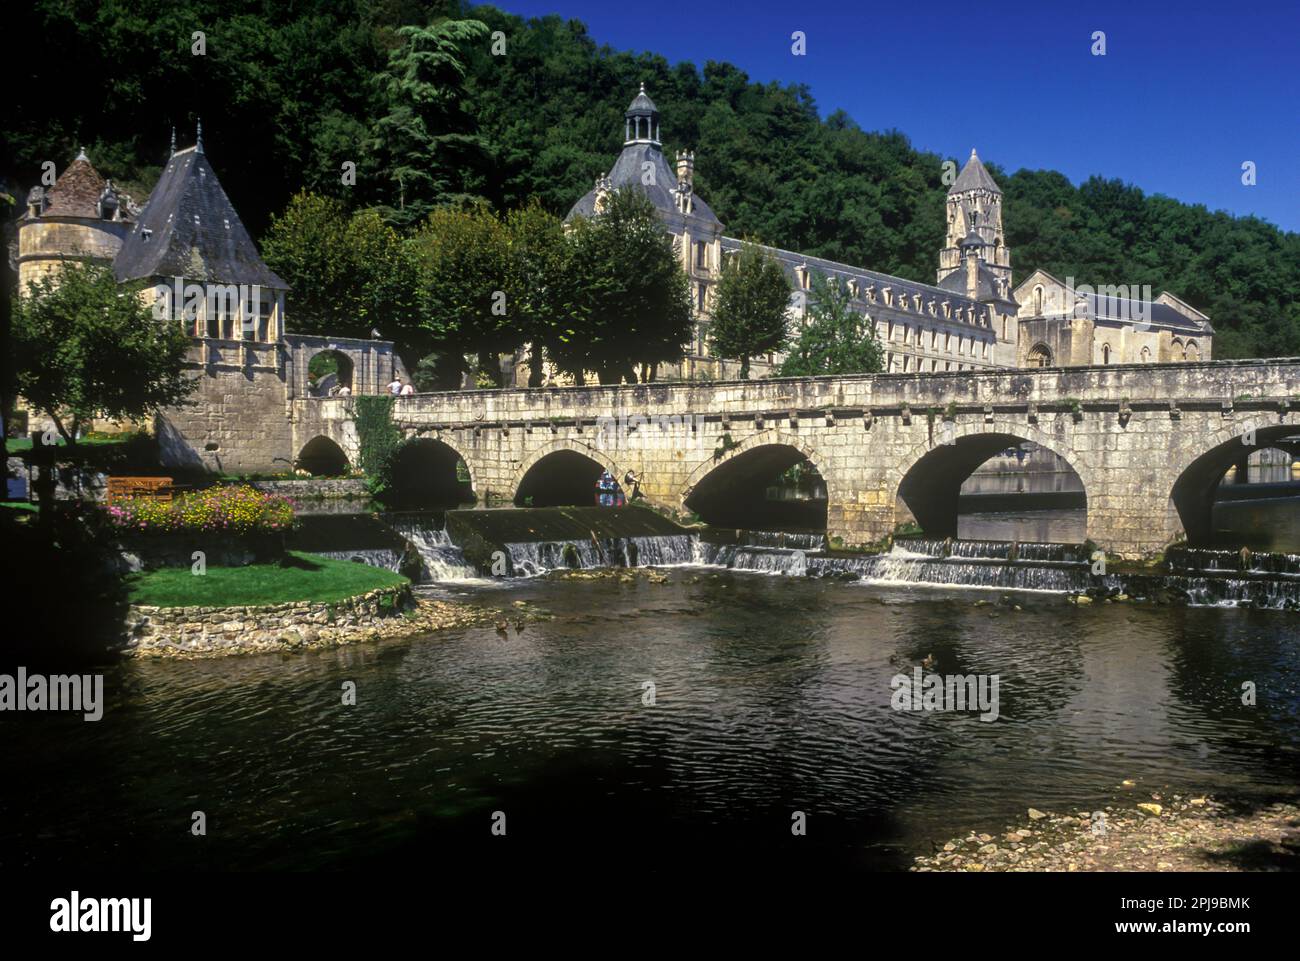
<box><xmin>294</xmin><ymin>506</ymin><xmax>1300</xmax><ymax>609</ymax></box>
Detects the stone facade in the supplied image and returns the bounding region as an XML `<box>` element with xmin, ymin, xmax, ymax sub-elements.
<box><xmin>556</xmin><ymin>90</ymin><xmax>1211</xmax><ymax>382</ymax></box>
<box><xmin>299</xmin><ymin>358</ymin><xmax>1300</xmax><ymax>558</ymax></box>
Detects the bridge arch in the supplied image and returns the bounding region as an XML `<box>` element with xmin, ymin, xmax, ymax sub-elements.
<box><xmin>890</xmin><ymin>419</ymin><xmax>1091</xmax><ymax>540</ymax></box>
<box><xmin>683</xmin><ymin>430</ymin><xmax>831</xmax><ymax>529</ymax></box>
<box><xmin>1169</xmin><ymin>419</ymin><xmax>1300</xmax><ymax>545</ymax></box>
<box><xmin>514</xmin><ymin>438</ymin><xmax>628</xmax><ymax>507</ymax></box>
<box><xmin>296</xmin><ymin>435</ymin><xmax>349</xmax><ymax>477</ymax></box>
<box><xmin>387</xmin><ymin>435</ymin><xmax>475</xmax><ymax>507</ymax></box>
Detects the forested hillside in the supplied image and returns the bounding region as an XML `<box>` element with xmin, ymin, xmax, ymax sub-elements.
<box><xmin>7</xmin><ymin>0</ymin><xmax>1298</xmax><ymax>358</ymax></box>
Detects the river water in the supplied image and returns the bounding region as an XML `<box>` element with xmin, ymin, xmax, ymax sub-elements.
<box><xmin>5</xmin><ymin>562</ymin><xmax>1299</xmax><ymax>872</ymax></box>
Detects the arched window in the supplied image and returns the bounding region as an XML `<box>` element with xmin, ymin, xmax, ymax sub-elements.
<box><xmin>1101</xmin><ymin>343</ymin><xmax>1111</xmax><ymax>365</ymax></box>
<box><xmin>1185</xmin><ymin>340</ymin><xmax>1200</xmax><ymax>361</ymax></box>
<box><xmin>1033</xmin><ymin>285</ymin><xmax>1044</xmax><ymax>314</ymax></box>
<box><xmin>1140</xmin><ymin>346</ymin><xmax>1151</xmax><ymax>363</ymax></box>
<box><xmin>1171</xmin><ymin>338</ymin><xmax>1183</xmax><ymax>361</ymax></box>
<box><xmin>1027</xmin><ymin>343</ymin><xmax>1053</xmax><ymax>368</ymax></box>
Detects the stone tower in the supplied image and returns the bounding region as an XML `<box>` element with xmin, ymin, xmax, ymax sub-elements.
<box><xmin>937</xmin><ymin>149</ymin><xmax>1011</xmax><ymax>291</ymax></box>
<box><xmin>16</xmin><ymin>149</ymin><xmax>137</xmax><ymax>295</ymax></box>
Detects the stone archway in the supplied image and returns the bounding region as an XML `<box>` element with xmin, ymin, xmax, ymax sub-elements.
<box><xmin>513</xmin><ymin>438</ymin><xmax>628</xmax><ymax>507</ymax></box>
<box><xmin>1167</xmin><ymin>418</ymin><xmax>1300</xmax><ymax>545</ymax></box>
<box><xmin>888</xmin><ymin>419</ymin><xmax>1092</xmax><ymax>541</ymax></box>
<box><xmin>682</xmin><ymin>430</ymin><xmax>831</xmax><ymax>529</ymax></box>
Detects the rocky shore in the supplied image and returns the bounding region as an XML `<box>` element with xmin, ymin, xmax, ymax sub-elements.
<box><xmin>124</xmin><ymin>594</ymin><xmax>496</xmax><ymax>658</ymax></box>
<box><xmin>912</xmin><ymin>790</ymin><xmax>1300</xmax><ymax>872</ymax></box>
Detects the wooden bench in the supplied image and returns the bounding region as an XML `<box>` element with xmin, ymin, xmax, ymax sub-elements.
<box><xmin>106</xmin><ymin>476</ymin><xmax>174</xmax><ymax>504</ymax></box>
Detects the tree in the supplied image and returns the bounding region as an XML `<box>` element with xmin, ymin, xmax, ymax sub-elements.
<box><xmin>708</xmin><ymin>241</ymin><xmax>792</xmax><ymax>377</ymax></box>
<box><xmin>11</xmin><ymin>262</ymin><xmax>195</xmax><ymax>517</ymax></box>
<box><xmin>501</xmin><ymin>201</ymin><xmax>580</xmax><ymax>386</ymax></box>
<box><xmin>13</xmin><ymin>263</ymin><xmax>195</xmax><ymax>445</ymax></box>
<box><xmin>564</xmin><ymin>189</ymin><xmax>693</xmax><ymax>383</ymax></box>
<box><xmin>262</xmin><ymin>191</ymin><xmax>419</xmax><ymax>355</ymax></box>
<box><xmin>370</xmin><ymin>18</ymin><xmax>490</xmax><ymax>226</ymax></box>
<box><xmin>407</xmin><ymin>202</ymin><xmax>515</xmax><ymax>386</ymax></box>
<box><xmin>779</xmin><ymin>271</ymin><xmax>884</xmax><ymax>376</ymax></box>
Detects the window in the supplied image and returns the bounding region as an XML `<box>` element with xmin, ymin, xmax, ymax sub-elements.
<box><xmin>1027</xmin><ymin>343</ymin><xmax>1053</xmax><ymax>367</ymax></box>
<box><xmin>1033</xmin><ymin>285</ymin><xmax>1044</xmax><ymax>314</ymax></box>
<box><xmin>1101</xmin><ymin>343</ymin><xmax>1111</xmax><ymax>364</ymax></box>
<box><xmin>695</xmin><ymin>240</ymin><xmax>708</xmax><ymax>271</ymax></box>
<box><xmin>697</xmin><ymin>282</ymin><xmax>707</xmax><ymax>312</ymax></box>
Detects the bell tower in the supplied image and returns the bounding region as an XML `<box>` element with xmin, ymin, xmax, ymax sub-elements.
<box><xmin>937</xmin><ymin>149</ymin><xmax>1011</xmax><ymax>290</ymax></box>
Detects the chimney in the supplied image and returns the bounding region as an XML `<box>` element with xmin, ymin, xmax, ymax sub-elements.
<box><xmin>676</xmin><ymin>150</ymin><xmax>694</xmax><ymax>188</ymax></box>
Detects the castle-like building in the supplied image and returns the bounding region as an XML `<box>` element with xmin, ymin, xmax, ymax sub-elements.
<box><xmin>13</xmin><ymin>129</ymin><xmax>404</xmax><ymax>472</ymax></box>
<box><xmin>563</xmin><ymin>86</ymin><xmax>1213</xmax><ymax>380</ymax></box>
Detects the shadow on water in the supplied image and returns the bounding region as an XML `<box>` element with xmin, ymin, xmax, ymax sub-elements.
<box><xmin>0</xmin><ymin>506</ymin><xmax>131</xmax><ymax>670</ymax></box>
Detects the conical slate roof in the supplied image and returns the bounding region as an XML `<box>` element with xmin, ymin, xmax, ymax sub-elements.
<box><xmin>114</xmin><ymin>144</ymin><xmax>287</xmax><ymax>289</ymax></box>
<box><xmin>626</xmin><ymin>82</ymin><xmax>657</xmax><ymax>117</ymax></box>
<box><xmin>949</xmin><ymin>148</ymin><xmax>1001</xmax><ymax>194</ymax></box>
<box><xmin>566</xmin><ymin>141</ymin><xmax>722</xmax><ymax>227</ymax></box>
<box><xmin>40</xmin><ymin>151</ymin><xmax>107</xmax><ymax>218</ymax></box>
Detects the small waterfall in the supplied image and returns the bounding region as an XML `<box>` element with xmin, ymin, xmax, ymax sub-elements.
<box><xmin>505</xmin><ymin>534</ymin><xmax>696</xmax><ymax>576</ymax></box>
<box><xmin>316</xmin><ymin>548</ymin><xmax>404</xmax><ymax>571</ymax></box>
<box><xmin>738</xmin><ymin>530</ymin><xmax>828</xmax><ymax>551</ymax></box>
<box><xmin>389</xmin><ymin>517</ymin><xmax>478</xmax><ymax>582</ymax></box>
<box><xmin>1166</xmin><ymin>547</ymin><xmax>1300</xmax><ymax>577</ymax></box>
<box><xmin>810</xmin><ymin>550</ymin><xmax>1096</xmax><ymax>592</ymax></box>
<box><xmin>893</xmin><ymin>537</ymin><xmax>1085</xmax><ymax>563</ymax></box>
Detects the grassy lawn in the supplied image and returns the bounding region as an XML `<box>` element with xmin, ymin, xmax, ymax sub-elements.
<box><xmin>127</xmin><ymin>550</ymin><xmax>408</xmax><ymax>607</ymax></box>
<box><xmin>5</xmin><ymin>435</ymin><xmax>132</xmax><ymax>454</ymax></box>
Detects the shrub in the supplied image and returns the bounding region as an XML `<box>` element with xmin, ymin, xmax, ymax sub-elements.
<box><xmin>105</xmin><ymin>485</ymin><xmax>296</xmax><ymax>535</ymax></box>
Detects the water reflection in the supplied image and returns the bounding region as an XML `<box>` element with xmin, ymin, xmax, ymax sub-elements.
<box><xmin>3</xmin><ymin>571</ymin><xmax>1297</xmax><ymax>872</ymax></box>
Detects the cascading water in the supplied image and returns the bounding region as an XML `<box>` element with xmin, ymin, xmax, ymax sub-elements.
<box><xmin>505</xmin><ymin>534</ymin><xmax>696</xmax><ymax>576</ymax></box>
<box><xmin>315</xmin><ymin>548</ymin><xmax>404</xmax><ymax>571</ymax></box>
<box><xmin>388</xmin><ymin>516</ymin><xmax>478</xmax><ymax>582</ymax></box>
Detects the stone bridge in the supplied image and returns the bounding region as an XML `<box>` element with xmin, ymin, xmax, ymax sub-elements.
<box><xmin>293</xmin><ymin>359</ymin><xmax>1300</xmax><ymax>558</ymax></box>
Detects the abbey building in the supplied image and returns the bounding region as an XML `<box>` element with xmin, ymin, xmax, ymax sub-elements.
<box><xmin>565</xmin><ymin>87</ymin><xmax>1213</xmax><ymax>380</ymax></box>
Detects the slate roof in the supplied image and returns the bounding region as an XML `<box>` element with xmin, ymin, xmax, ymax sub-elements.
<box><xmin>950</xmin><ymin>149</ymin><xmax>1001</xmax><ymax>195</ymax></box>
<box><xmin>113</xmin><ymin>145</ymin><xmax>287</xmax><ymax>289</ymax></box>
<box><xmin>937</xmin><ymin>260</ymin><xmax>1017</xmax><ymax>307</ymax></box>
<box><xmin>1083</xmin><ymin>292</ymin><xmax>1211</xmax><ymax>334</ymax></box>
<box><xmin>722</xmin><ymin>237</ymin><xmax>996</xmax><ymax>326</ymax></box>
<box><xmin>626</xmin><ymin>83</ymin><xmax>657</xmax><ymax>116</ymax></box>
<box><xmin>566</xmin><ymin>141</ymin><xmax>723</xmax><ymax>228</ymax></box>
<box><xmin>38</xmin><ymin>153</ymin><xmax>108</xmax><ymax>219</ymax></box>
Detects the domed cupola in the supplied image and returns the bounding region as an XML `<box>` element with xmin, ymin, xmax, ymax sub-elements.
<box><xmin>624</xmin><ymin>82</ymin><xmax>660</xmax><ymax>146</ymax></box>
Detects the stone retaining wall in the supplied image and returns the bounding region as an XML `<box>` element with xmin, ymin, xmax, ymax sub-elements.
<box><xmin>247</xmin><ymin>477</ymin><xmax>369</xmax><ymax>499</ymax></box>
<box><xmin>123</xmin><ymin>585</ymin><xmax>414</xmax><ymax>657</ymax></box>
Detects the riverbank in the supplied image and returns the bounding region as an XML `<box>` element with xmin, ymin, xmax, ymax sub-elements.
<box><xmin>123</xmin><ymin>594</ymin><xmax>496</xmax><ymax>658</ymax></box>
<box><xmin>912</xmin><ymin>792</ymin><xmax>1300</xmax><ymax>872</ymax></box>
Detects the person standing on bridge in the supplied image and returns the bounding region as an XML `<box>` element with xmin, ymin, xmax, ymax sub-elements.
<box><xmin>387</xmin><ymin>376</ymin><xmax>402</xmax><ymax>396</ymax></box>
<box><xmin>400</xmin><ymin>381</ymin><xmax>415</xmax><ymax>396</ymax></box>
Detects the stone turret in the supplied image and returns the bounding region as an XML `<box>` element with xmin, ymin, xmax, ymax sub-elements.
<box><xmin>16</xmin><ymin>149</ymin><xmax>137</xmax><ymax>295</ymax></box>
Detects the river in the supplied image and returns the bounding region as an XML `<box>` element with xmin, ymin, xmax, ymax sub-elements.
<box><xmin>5</xmin><ymin>561</ymin><xmax>1299</xmax><ymax>872</ymax></box>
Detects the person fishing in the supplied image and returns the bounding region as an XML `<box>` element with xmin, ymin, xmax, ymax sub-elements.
<box><xmin>623</xmin><ymin>469</ymin><xmax>644</xmax><ymax>501</ymax></box>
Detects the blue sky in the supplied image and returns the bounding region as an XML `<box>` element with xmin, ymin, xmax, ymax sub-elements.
<box><xmin>493</xmin><ymin>0</ymin><xmax>1300</xmax><ymax>233</ymax></box>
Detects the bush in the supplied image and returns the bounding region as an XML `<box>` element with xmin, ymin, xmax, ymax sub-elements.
<box><xmin>105</xmin><ymin>485</ymin><xmax>296</xmax><ymax>535</ymax></box>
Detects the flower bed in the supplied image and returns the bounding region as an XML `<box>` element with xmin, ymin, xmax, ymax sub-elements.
<box><xmin>106</xmin><ymin>484</ymin><xmax>296</xmax><ymax>535</ymax></box>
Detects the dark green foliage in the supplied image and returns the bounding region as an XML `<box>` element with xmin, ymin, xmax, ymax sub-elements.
<box><xmin>780</xmin><ymin>272</ymin><xmax>884</xmax><ymax>376</ymax></box>
<box><xmin>353</xmin><ymin>395</ymin><xmax>402</xmax><ymax>496</ymax></box>
<box><xmin>12</xmin><ymin>263</ymin><xmax>195</xmax><ymax>446</ymax></box>
<box><xmin>708</xmin><ymin>241</ymin><xmax>792</xmax><ymax>377</ymax></box>
<box><xmin>562</xmin><ymin>189</ymin><xmax>693</xmax><ymax>383</ymax></box>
